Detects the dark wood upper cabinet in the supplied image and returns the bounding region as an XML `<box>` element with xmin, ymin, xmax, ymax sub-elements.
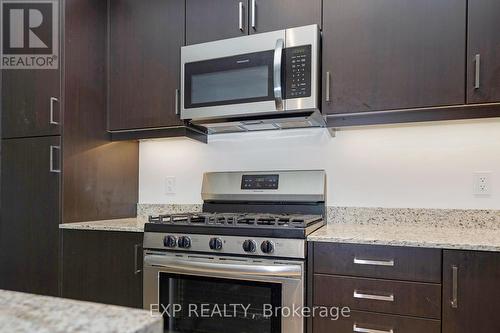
<box><xmin>249</xmin><ymin>0</ymin><xmax>321</xmax><ymax>34</ymax></box>
<box><xmin>0</xmin><ymin>136</ymin><xmax>61</xmax><ymax>296</ymax></box>
<box><xmin>2</xmin><ymin>61</ymin><xmax>61</xmax><ymax>139</ymax></box>
<box><xmin>108</xmin><ymin>0</ymin><xmax>185</xmax><ymax>131</ymax></box>
<box><xmin>467</xmin><ymin>0</ymin><xmax>500</xmax><ymax>104</ymax></box>
<box><xmin>322</xmin><ymin>0</ymin><xmax>466</xmax><ymax>115</ymax></box>
<box><xmin>186</xmin><ymin>0</ymin><xmax>321</xmax><ymax>44</ymax></box>
<box><xmin>443</xmin><ymin>250</ymin><xmax>500</xmax><ymax>333</ymax></box>
<box><xmin>186</xmin><ymin>0</ymin><xmax>248</xmax><ymax>45</ymax></box>
<box><xmin>61</xmin><ymin>230</ymin><xmax>143</xmax><ymax>308</ymax></box>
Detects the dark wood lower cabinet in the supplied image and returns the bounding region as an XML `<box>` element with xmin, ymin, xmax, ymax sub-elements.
<box><xmin>0</xmin><ymin>136</ymin><xmax>61</xmax><ymax>296</ymax></box>
<box><xmin>314</xmin><ymin>310</ymin><xmax>441</xmax><ymax>333</ymax></box>
<box><xmin>313</xmin><ymin>242</ymin><xmax>442</xmax><ymax>283</ymax></box>
<box><xmin>61</xmin><ymin>230</ymin><xmax>143</xmax><ymax>308</ymax></box>
<box><xmin>310</xmin><ymin>242</ymin><xmax>443</xmax><ymax>333</ymax></box>
<box><xmin>314</xmin><ymin>274</ymin><xmax>441</xmax><ymax>319</ymax></box>
<box><xmin>443</xmin><ymin>250</ymin><xmax>500</xmax><ymax>333</ymax></box>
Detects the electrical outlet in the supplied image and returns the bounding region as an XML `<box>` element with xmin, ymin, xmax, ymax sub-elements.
<box><xmin>165</xmin><ymin>176</ymin><xmax>176</xmax><ymax>195</ymax></box>
<box><xmin>473</xmin><ymin>172</ymin><xmax>491</xmax><ymax>196</ymax></box>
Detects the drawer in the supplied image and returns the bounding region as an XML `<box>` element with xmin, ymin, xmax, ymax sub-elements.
<box><xmin>313</xmin><ymin>242</ymin><xmax>442</xmax><ymax>283</ymax></box>
<box><xmin>314</xmin><ymin>274</ymin><xmax>441</xmax><ymax>319</ymax></box>
<box><xmin>313</xmin><ymin>310</ymin><xmax>441</xmax><ymax>333</ymax></box>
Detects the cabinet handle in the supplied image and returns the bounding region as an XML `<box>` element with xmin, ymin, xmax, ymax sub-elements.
<box><xmin>238</xmin><ymin>2</ymin><xmax>244</xmax><ymax>31</ymax></box>
<box><xmin>451</xmin><ymin>265</ymin><xmax>458</xmax><ymax>308</ymax></box>
<box><xmin>325</xmin><ymin>71</ymin><xmax>331</xmax><ymax>103</ymax></box>
<box><xmin>49</xmin><ymin>145</ymin><xmax>61</xmax><ymax>173</ymax></box>
<box><xmin>134</xmin><ymin>243</ymin><xmax>142</xmax><ymax>275</ymax></box>
<box><xmin>50</xmin><ymin>97</ymin><xmax>59</xmax><ymax>125</ymax></box>
<box><xmin>474</xmin><ymin>54</ymin><xmax>481</xmax><ymax>89</ymax></box>
<box><xmin>354</xmin><ymin>257</ymin><xmax>395</xmax><ymax>267</ymax></box>
<box><xmin>175</xmin><ymin>89</ymin><xmax>180</xmax><ymax>116</ymax></box>
<box><xmin>353</xmin><ymin>290</ymin><xmax>394</xmax><ymax>302</ymax></box>
<box><xmin>353</xmin><ymin>323</ymin><xmax>394</xmax><ymax>333</ymax></box>
<box><xmin>251</xmin><ymin>0</ymin><xmax>256</xmax><ymax>29</ymax></box>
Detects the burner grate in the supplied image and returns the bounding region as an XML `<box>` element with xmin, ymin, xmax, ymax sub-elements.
<box><xmin>148</xmin><ymin>212</ymin><xmax>323</xmax><ymax>229</ymax></box>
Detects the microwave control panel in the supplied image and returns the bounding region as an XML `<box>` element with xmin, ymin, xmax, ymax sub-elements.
<box><xmin>284</xmin><ymin>45</ymin><xmax>312</xmax><ymax>99</ymax></box>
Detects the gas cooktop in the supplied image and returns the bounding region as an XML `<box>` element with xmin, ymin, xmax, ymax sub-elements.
<box><xmin>148</xmin><ymin>212</ymin><xmax>322</xmax><ymax>228</ymax></box>
<box><xmin>144</xmin><ymin>170</ymin><xmax>326</xmax><ymax>240</ymax></box>
<box><xmin>145</xmin><ymin>212</ymin><xmax>324</xmax><ymax>238</ymax></box>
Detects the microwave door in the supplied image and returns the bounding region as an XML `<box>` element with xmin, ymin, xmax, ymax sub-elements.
<box><xmin>181</xmin><ymin>30</ymin><xmax>287</xmax><ymax>121</ymax></box>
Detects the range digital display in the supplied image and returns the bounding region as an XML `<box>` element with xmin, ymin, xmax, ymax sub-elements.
<box><xmin>241</xmin><ymin>174</ymin><xmax>279</xmax><ymax>190</ymax></box>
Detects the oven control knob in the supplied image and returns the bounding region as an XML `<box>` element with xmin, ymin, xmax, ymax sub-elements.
<box><xmin>177</xmin><ymin>236</ymin><xmax>192</xmax><ymax>249</ymax></box>
<box><xmin>163</xmin><ymin>235</ymin><xmax>177</xmax><ymax>248</ymax></box>
<box><xmin>242</xmin><ymin>240</ymin><xmax>256</xmax><ymax>253</ymax></box>
<box><xmin>209</xmin><ymin>237</ymin><xmax>223</xmax><ymax>250</ymax></box>
<box><xmin>260</xmin><ymin>240</ymin><xmax>275</xmax><ymax>254</ymax></box>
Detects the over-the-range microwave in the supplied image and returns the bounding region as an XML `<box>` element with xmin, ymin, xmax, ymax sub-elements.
<box><xmin>180</xmin><ymin>25</ymin><xmax>323</xmax><ymax>134</ymax></box>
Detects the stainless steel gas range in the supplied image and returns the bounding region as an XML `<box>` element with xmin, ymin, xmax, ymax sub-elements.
<box><xmin>143</xmin><ymin>170</ymin><xmax>326</xmax><ymax>333</ymax></box>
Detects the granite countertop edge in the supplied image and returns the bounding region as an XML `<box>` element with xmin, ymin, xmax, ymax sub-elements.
<box><xmin>59</xmin><ymin>218</ymin><xmax>144</xmax><ymax>233</ymax></box>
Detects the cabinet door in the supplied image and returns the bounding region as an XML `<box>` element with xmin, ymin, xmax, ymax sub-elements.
<box><xmin>186</xmin><ymin>0</ymin><xmax>248</xmax><ymax>45</ymax></box>
<box><xmin>108</xmin><ymin>0</ymin><xmax>184</xmax><ymax>130</ymax></box>
<box><xmin>443</xmin><ymin>250</ymin><xmax>500</xmax><ymax>333</ymax></box>
<box><xmin>0</xmin><ymin>136</ymin><xmax>61</xmax><ymax>296</ymax></box>
<box><xmin>322</xmin><ymin>0</ymin><xmax>466</xmax><ymax>114</ymax></box>
<box><xmin>61</xmin><ymin>230</ymin><xmax>143</xmax><ymax>308</ymax></box>
<box><xmin>2</xmin><ymin>69</ymin><xmax>61</xmax><ymax>138</ymax></box>
<box><xmin>249</xmin><ymin>0</ymin><xmax>321</xmax><ymax>34</ymax></box>
<box><xmin>1</xmin><ymin>0</ymin><xmax>62</xmax><ymax>139</ymax></box>
<box><xmin>467</xmin><ymin>0</ymin><xmax>500</xmax><ymax>103</ymax></box>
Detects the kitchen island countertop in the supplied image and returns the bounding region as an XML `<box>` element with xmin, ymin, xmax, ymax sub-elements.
<box><xmin>0</xmin><ymin>289</ymin><xmax>162</xmax><ymax>333</ymax></box>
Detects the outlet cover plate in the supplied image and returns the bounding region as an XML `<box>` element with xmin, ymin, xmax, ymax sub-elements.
<box><xmin>165</xmin><ymin>176</ymin><xmax>176</xmax><ymax>195</ymax></box>
<box><xmin>473</xmin><ymin>172</ymin><xmax>491</xmax><ymax>197</ymax></box>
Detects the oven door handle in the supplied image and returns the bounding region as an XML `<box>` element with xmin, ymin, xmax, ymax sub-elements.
<box><xmin>144</xmin><ymin>255</ymin><xmax>302</xmax><ymax>279</ymax></box>
<box><xmin>273</xmin><ymin>38</ymin><xmax>284</xmax><ymax>111</ymax></box>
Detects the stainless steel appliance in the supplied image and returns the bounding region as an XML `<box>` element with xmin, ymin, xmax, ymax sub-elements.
<box><xmin>180</xmin><ymin>25</ymin><xmax>323</xmax><ymax>134</ymax></box>
<box><xmin>143</xmin><ymin>170</ymin><xmax>326</xmax><ymax>333</ymax></box>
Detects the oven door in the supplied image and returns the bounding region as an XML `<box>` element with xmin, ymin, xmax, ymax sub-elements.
<box><xmin>181</xmin><ymin>30</ymin><xmax>286</xmax><ymax>121</ymax></box>
<box><xmin>144</xmin><ymin>252</ymin><xmax>304</xmax><ymax>333</ymax></box>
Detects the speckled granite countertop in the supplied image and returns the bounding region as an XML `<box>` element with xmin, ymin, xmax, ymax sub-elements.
<box><xmin>59</xmin><ymin>206</ymin><xmax>500</xmax><ymax>252</ymax></box>
<box><xmin>59</xmin><ymin>204</ymin><xmax>203</xmax><ymax>232</ymax></box>
<box><xmin>59</xmin><ymin>218</ymin><xmax>144</xmax><ymax>232</ymax></box>
<box><xmin>0</xmin><ymin>289</ymin><xmax>162</xmax><ymax>333</ymax></box>
<box><xmin>308</xmin><ymin>224</ymin><xmax>500</xmax><ymax>252</ymax></box>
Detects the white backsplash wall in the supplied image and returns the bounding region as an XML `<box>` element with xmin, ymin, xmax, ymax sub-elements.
<box><xmin>139</xmin><ymin>119</ymin><xmax>500</xmax><ymax>209</ymax></box>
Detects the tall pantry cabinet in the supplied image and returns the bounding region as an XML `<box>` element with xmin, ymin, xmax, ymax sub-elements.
<box><xmin>0</xmin><ymin>0</ymin><xmax>138</xmax><ymax>296</ymax></box>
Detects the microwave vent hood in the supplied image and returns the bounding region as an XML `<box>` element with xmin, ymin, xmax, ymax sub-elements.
<box><xmin>190</xmin><ymin>110</ymin><xmax>326</xmax><ymax>135</ymax></box>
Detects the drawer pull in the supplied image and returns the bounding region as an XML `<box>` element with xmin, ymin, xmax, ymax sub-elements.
<box><xmin>354</xmin><ymin>258</ymin><xmax>395</xmax><ymax>267</ymax></box>
<box><xmin>353</xmin><ymin>290</ymin><xmax>394</xmax><ymax>302</ymax></box>
<box><xmin>353</xmin><ymin>323</ymin><xmax>394</xmax><ymax>333</ymax></box>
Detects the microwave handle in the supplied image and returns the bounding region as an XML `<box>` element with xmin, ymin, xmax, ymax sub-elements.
<box><xmin>144</xmin><ymin>254</ymin><xmax>301</xmax><ymax>279</ymax></box>
<box><xmin>273</xmin><ymin>38</ymin><xmax>284</xmax><ymax>111</ymax></box>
